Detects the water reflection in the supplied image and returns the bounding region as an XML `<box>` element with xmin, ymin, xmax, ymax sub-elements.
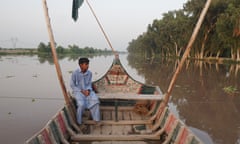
<box><xmin>127</xmin><ymin>54</ymin><xmax>240</xmax><ymax>144</ymax></box>
<box><xmin>37</xmin><ymin>53</ymin><xmax>113</xmax><ymax>65</ymax></box>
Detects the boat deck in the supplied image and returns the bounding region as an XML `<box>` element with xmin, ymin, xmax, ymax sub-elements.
<box><xmin>84</xmin><ymin>106</ymin><xmax>149</xmax><ymax>134</ymax></box>
<box><xmin>26</xmin><ymin>101</ymin><xmax>203</xmax><ymax>144</ymax></box>
<box><xmin>74</xmin><ymin>106</ymin><xmax>159</xmax><ymax>144</ymax></box>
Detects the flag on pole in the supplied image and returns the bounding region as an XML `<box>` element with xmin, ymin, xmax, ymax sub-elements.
<box><xmin>72</xmin><ymin>0</ymin><xmax>84</xmax><ymax>21</ymax></box>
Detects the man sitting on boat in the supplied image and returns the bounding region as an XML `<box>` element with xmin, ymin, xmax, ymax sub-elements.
<box><xmin>70</xmin><ymin>57</ymin><xmax>101</xmax><ymax>126</ymax></box>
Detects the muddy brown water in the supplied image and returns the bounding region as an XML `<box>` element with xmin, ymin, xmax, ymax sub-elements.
<box><xmin>0</xmin><ymin>54</ymin><xmax>239</xmax><ymax>144</ymax></box>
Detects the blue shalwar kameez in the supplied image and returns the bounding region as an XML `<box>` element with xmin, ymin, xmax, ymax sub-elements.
<box><xmin>70</xmin><ymin>68</ymin><xmax>100</xmax><ymax>124</ymax></box>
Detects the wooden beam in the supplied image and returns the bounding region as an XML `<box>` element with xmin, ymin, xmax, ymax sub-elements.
<box><xmin>42</xmin><ymin>0</ymin><xmax>70</xmax><ymax>105</ymax></box>
<box><xmin>83</xmin><ymin>120</ymin><xmax>152</xmax><ymax>125</ymax></box>
<box><xmin>100</xmin><ymin>106</ymin><xmax>134</xmax><ymax>111</ymax></box>
<box><xmin>98</xmin><ymin>93</ymin><xmax>163</xmax><ymax>100</ymax></box>
<box><xmin>71</xmin><ymin>134</ymin><xmax>160</xmax><ymax>141</ymax></box>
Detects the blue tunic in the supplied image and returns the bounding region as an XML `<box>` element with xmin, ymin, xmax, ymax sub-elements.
<box><xmin>70</xmin><ymin>68</ymin><xmax>100</xmax><ymax>124</ymax></box>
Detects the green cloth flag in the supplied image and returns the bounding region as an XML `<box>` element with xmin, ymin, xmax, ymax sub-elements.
<box><xmin>72</xmin><ymin>0</ymin><xmax>84</xmax><ymax>21</ymax></box>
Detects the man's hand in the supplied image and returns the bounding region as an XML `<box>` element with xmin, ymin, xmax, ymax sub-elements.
<box><xmin>81</xmin><ymin>90</ymin><xmax>90</xmax><ymax>96</ymax></box>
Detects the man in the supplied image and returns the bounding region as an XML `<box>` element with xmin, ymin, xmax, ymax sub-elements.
<box><xmin>70</xmin><ymin>57</ymin><xmax>101</xmax><ymax>126</ymax></box>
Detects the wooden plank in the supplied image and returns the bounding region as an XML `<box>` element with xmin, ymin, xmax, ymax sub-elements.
<box><xmin>129</xmin><ymin>110</ymin><xmax>149</xmax><ymax>135</ymax></box>
<box><xmin>92</xmin><ymin>141</ymin><xmax>115</xmax><ymax>144</ymax></box>
<box><xmin>92</xmin><ymin>106</ymin><xmax>148</xmax><ymax>144</ymax></box>
<box><xmin>100</xmin><ymin>106</ymin><xmax>134</xmax><ymax>111</ymax></box>
<box><xmin>94</xmin><ymin>108</ymin><xmax>119</xmax><ymax>144</ymax></box>
<box><xmin>92</xmin><ymin>142</ymin><xmax>112</xmax><ymax>144</ymax></box>
<box><xmin>122</xmin><ymin>111</ymin><xmax>132</xmax><ymax>135</ymax></box>
<box><xmin>92</xmin><ymin>141</ymin><xmax>147</xmax><ymax>144</ymax></box>
<box><xmin>89</xmin><ymin>110</ymin><xmax>105</xmax><ymax>135</ymax></box>
<box><xmin>111</xmin><ymin>141</ymin><xmax>148</xmax><ymax>144</ymax></box>
<box><xmin>122</xmin><ymin>110</ymin><xmax>131</xmax><ymax>121</ymax></box>
<box><xmin>71</xmin><ymin>134</ymin><xmax>160</xmax><ymax>141</ymax></box>
<box><xmin>83</xmin><ymin>120</ymin><xmax>151</xmax><ymax>125</ymax></box>
<box><xmin>101</xmin><ymin>111</ymin><xmax>112</xmax><ymax>135</ymax></box>
<box><xmin>90</xmin><ymin>124</ymin><xmax>101</xmax><ymax>135</ymax></box>
<box><xmin>102</xmin><ymin>110</ymin><xmax>112</xmax><ymax>121</ymax></box>
<box><xmin>130</xmin><ymin>111</ymin><xmax>144</xmax><ymax>120</ymax></box>
<box><xmin>111</xmin><ymin>111</ymin><xmax>124</xmax><ymax>135</ymax></box>
<box><xmin>99</xmin><ymin>93</ymin><xmax>163</xmax><ymax>100</ymax></box>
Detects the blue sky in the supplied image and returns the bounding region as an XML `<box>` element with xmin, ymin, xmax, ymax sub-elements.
<box><xmin>0</xmin><ymin>0</ymin><xmax>187</xmax><ymax>51</ymax></box>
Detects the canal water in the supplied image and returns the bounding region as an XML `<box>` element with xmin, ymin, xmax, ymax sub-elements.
<box><xmin>0</xmin><ymin>54</ymin><xmax>239</xmax><ymax>144</ymax></box>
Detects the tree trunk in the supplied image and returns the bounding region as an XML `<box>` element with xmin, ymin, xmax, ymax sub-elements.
<box><xmin>174</xmin><ymin>41</ymin><xmax>178</xmax><ymax>57</ymax></box>
<box><xmin>231</xmin><ymin>48</ymin><xmax>235</xmax><ymax>60</ymax></box>
<box><xmin>216</xmin><ymin>51</ymin><xmax>220</xmax><ymax>58</ymax></box>
<box><xmin>237</xmin><ymin>48</ymin><xmax>240</xmax><ymax>61</ymax></box>
<box><xmin>151</xmin><ymin>48</ymin><xmax>155</xmax><ymax>59</ymax></box>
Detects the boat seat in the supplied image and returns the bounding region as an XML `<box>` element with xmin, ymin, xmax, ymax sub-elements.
<box><xmin>98</xmin><ymin>93</ymin><xmax>163</xmax><ymax>100</ymax></box>
<box><xmin>82</xmin><ymin>100</ymin><xmax>162</xmax><ymax>125</ymax></box>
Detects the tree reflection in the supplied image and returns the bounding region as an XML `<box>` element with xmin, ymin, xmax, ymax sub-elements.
<box><xmin>127</xmin><ymin>54</ymin><xmax>240</xmax><ymax>144</ymax></box>
<box><xmin>37</xmin><ymin>54</ymin><xmax>111</xmax><ymax>65</ymax></box>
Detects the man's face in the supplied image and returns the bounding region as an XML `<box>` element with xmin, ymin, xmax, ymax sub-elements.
<box><xmin>79</xmin><ymin>63</ymin><xmax>89</xmax><ymax>73</ymax></box>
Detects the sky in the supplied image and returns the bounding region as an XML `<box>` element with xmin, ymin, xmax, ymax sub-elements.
<box><xmin>0</xmin><ymin>0</ymin><xmax>187</xmax><ymax>51</ymax></box>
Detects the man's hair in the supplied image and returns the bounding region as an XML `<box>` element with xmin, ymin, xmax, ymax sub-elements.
<box><xmin>78</xmin><ymin>57</ymin><xmax>89</xmax><ymax>64</ymax></box>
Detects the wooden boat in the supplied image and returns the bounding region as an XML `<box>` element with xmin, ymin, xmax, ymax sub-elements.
<box><xmin>26</xmin><ymin>0</ymin><xmax>212</xmax><ymax>143</ymax></box>
<box><xmin>25</xmin><ymin>56</ymin><xmax>204</xmax><ymax>144</ymax></box>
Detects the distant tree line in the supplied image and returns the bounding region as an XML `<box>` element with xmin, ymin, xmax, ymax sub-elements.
<box><xmin>37</xmin><ymin>42</ymin><xmax>113</xmax><ymax>54</ymax></box>
<box><xmin>127</xmin><ymin>0</ymin><xmax>240</xmax><ymax>61</ymax></box>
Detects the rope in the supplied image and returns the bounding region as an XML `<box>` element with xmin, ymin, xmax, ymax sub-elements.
<box><xmin>85</xmin><ymin>0</ymin><xmax>118</xmax><ymax>58</ymax></box>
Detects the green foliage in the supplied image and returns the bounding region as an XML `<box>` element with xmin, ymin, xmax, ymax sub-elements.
<box><xmin>37</xmin><ymin>42</ymin><xmax>51</xmax><ymax>53</ymax></box>
<box><xmin>37</xmin><ymin>42</ymin><xmax>113</xmax><ymax>55</ymax></box>
<box><xmin>56</xmin><ymin>46</ymin><xmax>65</xmax><ymax>53</ymax></box>
<box><xmin>223</xmin><ymin>86</ymin><xmax>238</xmax><ymax>95</ymax></box>
<box><xmin>127</xmin><ymin>0</ymin><xmax>240</xmax><ymax>61</ymax></box>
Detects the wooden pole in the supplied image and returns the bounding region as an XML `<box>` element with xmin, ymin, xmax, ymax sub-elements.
<box><xmin>85</xmin><ymin>0</ymin><xmax>118</xmax><ymax>58</ymax></box>
<box><xmin>162</xmin><ymin>0</ymin><xmax>212</xmax><ymax>106</ymax></box>
<box><xmin>42</xmin><ymin>0</ymin><xmax>70</xmax><ymax>105</ymax></box>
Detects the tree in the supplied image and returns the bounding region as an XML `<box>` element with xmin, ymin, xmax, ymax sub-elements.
<box><xmin>127</xmin><ymin>0</ymin><xmax>240</xmax><ymax>61</ymax></box>
<box><xmin>56</xmin><ymin>45</ymin><xmax>65</xmax><ymax>53</ymax></box>
<box><xmin>216</xmin><ymin>2</ymin><xmax>240</xmax><ymax>60</ymax></box>
<box><xmin>68</xmin><ymin>44</ymin><xmax>81</xmax><ymax>53</ymax></box>
<box><xmin>37</xmin><ymin>42</ymin><xmax>47</xmax><ymax>52</ymax></box>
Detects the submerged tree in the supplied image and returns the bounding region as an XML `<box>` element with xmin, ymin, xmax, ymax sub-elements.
<box><xmin>216</xmin><ymin>2</ymin><xmax>240</xmax><ymax>61</ymax></box>
<box><xmin>127</xmin><ymin>0</ymin><xmax>240</xmax><ymax>61</ymax></box>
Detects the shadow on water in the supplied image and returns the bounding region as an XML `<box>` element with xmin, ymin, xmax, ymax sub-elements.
<box><xmin>127</xmin><ymin>54</ymin><xmax>240</xmax><ymax>144</ymax></box>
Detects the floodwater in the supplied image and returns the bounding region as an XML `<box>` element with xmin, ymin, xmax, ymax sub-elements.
<box><xmin>0</xmin><ymin>54</ymin><xmax>239</xmax><ymax>144</ymax></box>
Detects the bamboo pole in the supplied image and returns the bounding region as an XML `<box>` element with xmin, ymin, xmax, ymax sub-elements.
<box><xmin>85</xmin><ymin>0</ymin><xmax>118</xmax><ymax>58</ymax></box>
<box><xmin>162</xmin><ymin>0</ymin><xmax>212</xmax><ymax>106</ymax></box>
<box><xmin>42</xmin><ymin>0</ymin><xmax>70</xmax><ymax>105</ymax></box>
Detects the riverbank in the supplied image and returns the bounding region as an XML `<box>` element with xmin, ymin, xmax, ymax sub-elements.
<box><xmin>0</xmin><ymin>48</ymin><xmax>37</xmax><ymax>55</ymax></box>
<box><xmin>0</xmin><ymin>48</ymin><xmax>239</xmax><ymax>64</ymax></box>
